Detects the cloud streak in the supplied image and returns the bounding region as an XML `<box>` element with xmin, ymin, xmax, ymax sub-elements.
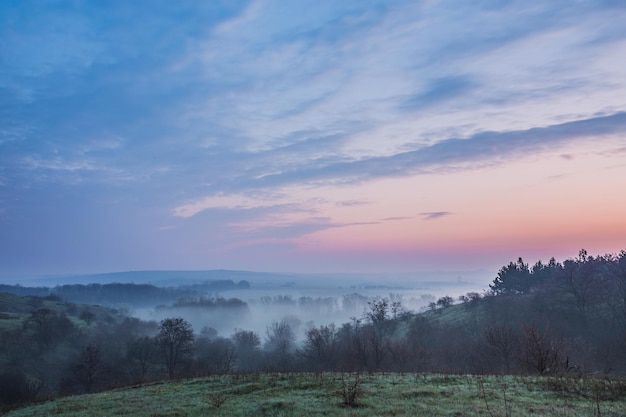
<box><xmin>420</xmin><ymin>212</ymin><xmax>454</xmax><ymax>221</ymax></box>
<box><xmin>174</xmin><ymin>111</ymin><xmax>626</xmax><ymax>216</ymax></box>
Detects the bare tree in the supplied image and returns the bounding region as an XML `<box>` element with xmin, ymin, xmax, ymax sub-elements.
<box><xmin>482</xmin><ymin>324</ymin><xmax>520</xmax><ymax>373</ymax></box>
<box><xmin>363</xmin><ymin>299</ymin><xmax>397</xmax><ymax>370</ymax></box>
<box><xmin>366</xmin><ymin>325</ymin><xmax>388</xmax><ymax>370</ymax></box>
<box><xmin>127</xmin><ymin>336</ymin><xmax>157</xmax><ymax>383</ymax></box>
<box><xmin>156</xmin><ymin>317</ymin><xmax>194</xmax><ymax>379</ymax></box>
<box><xmin>264</xmin><ymin>320</ymin><xmax>295</xmax><ymax>370</ymax></box>
<box><xmin>300</xmin><ymin>324</ymin><xmax>338</xmax><ymax>370</ymax></box>
<box><xmin>336</xmin><ymin>318</ymin><xmax>369</xmax><ymax>371</ymax></box>
<box><xmin>366</xmin><ymin>298</ymin><xmax>389</xmax><ymax>334</ymax></box>
<box><xmin>232</xmin><ymin>329</ymin><xmax>261</xmax><ymax>371</ymax></box>
<box><xmin>73</xmin><ymin>344</ymin><xmax>105</xmax><ymax>393</ymax></box>
<box><xmin>521</xmin><ymin>323</ymin><xmax>563</xmax><ymax>374</ymax></box>
<box><xmin>195</xmin><ymin>337</ymin><xmax>236</xmax><ymax>375</ymax></box>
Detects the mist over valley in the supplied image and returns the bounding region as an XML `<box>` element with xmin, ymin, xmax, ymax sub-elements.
<box><xmin>1</xmin><ymin>269</ymin><xmax>490</xmax><ymax>340</ymax></box>
<box><xmin>3</xmin><ymin>249</ymin><xmax>626</xmax><ymax>412</ymax></box>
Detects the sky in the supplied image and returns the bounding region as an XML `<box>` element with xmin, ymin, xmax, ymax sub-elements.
<box><xmin>1</xmin><ymin>0</ymin><xmax>626</xmax><ymax>278</ymax></box>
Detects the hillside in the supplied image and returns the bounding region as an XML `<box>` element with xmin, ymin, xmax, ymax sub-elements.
<box><xmin>2</xmin><ymin>249</ymin><xmax>625</xmax><ymax>412</ymax></box>
<box><xmin>0</xmin><ymin>292</ymin><xmax>122</xmax><ymax>328</ymax></box>
<box><xmin>5</xmin><ymin>372</ymin><xmax>626</xmax><ymax>417</ymax></box>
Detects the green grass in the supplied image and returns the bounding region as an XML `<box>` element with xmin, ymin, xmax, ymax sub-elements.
<box><xmin>5</xmin><ymin>373</ymin><xmax>626</xmax><ymax>417</ymax></box>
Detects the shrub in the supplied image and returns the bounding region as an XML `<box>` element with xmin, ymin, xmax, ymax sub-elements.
<box><xmin>335</xmin><ymin>373</ymin><xmax>364</xmax><ymax>407</ymax></box>
<box><xmin>208</xmin><ymin>391</ymin><xmax>229</xmax><ymax>408</ymax></box>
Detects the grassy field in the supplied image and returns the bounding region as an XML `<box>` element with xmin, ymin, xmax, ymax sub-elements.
<box><xmin>4</xmin><ymin>372</ymin><xmax>626</xmax><ymax>417</ymax></box>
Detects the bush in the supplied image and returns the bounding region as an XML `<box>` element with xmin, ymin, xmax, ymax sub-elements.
<box><xmin>208</xmin><ymin>391</ymin><xmax>229</xmax><ymax>408</ymax></box>
<box><xmin>335</xmin><ymin>373</ymin><xmax>364</xmax><ymax>407</ymax></box>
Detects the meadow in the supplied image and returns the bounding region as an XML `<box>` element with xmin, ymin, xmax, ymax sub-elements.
<box><xmin>5</xmin><ymin>372</ymin><xmax>626</xmax><ymax>417</ymax></box>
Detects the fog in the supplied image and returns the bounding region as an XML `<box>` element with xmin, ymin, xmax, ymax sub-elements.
<box><xmin>0</xmin><ymin>268</ymin><xmax>493</xmax><ymax>342</ymax></box>
<box><xmin>121</xmin><ymin>270</ymin><xmax>492</xmax><ymax>341</ymax></box>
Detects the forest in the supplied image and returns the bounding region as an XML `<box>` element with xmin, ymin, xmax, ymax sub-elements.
<box><xmin>1</xmin><ymin>249</ymin><xmax>625</xmax><ymax>410</ymax></box>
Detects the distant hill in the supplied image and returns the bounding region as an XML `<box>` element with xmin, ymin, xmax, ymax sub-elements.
<box><xmin>2</xmin><ymin>269</ymin><xmax>492</xmax><ymax>292</ymax></box>
<box><xmin>6</xmin><ymin>270</ymin><xmax>282</xmax><ymax>287</ymax></box>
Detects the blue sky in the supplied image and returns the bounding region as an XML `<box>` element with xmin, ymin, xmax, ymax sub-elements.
<box><xmin>2</xmin><ymin>0</ymin><xmax>626</xmax><ymax>278</ymax></box>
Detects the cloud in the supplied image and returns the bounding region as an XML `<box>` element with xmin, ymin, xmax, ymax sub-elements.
<box><xmin>5</xmin><ymin>1</ymin><xmax>626</xmax><ymax>196</ymax></box>
<box><xmin>172</xmin><ymin>111</ymin><xmax>626</xmax><ymax>217</ymax></box>
<box><xmin>231</xmin><ymin>216</ymin><xmax>378</xmax><ymax>240</ymax></box>
<box><xmin>248</xmin><ymin>111</ymin><xmax>626</xmax><ymax>187</ymax></box>
<box><xmin>420</xmin><ymin>212</ymin><xmax>454</xmax><ymax>221</ymax></box>
<box><xmin>380</xmin><ymin>216</ymin><xmax>412</xmax><ymax>222</ymax></box>
<box><xmin>599</xmin><ymin>146</ymin><xmax>626</xmax><ymax>157</ymax></box>
<box><xmin>336</xmin><ymin>200</ymin><xmax>370</xmax><ymax>207</ymax></box>
<box><xmin>402</xmin><ymin>75</ymin><xmax>477</xmax><ymax>110</ymax></box>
